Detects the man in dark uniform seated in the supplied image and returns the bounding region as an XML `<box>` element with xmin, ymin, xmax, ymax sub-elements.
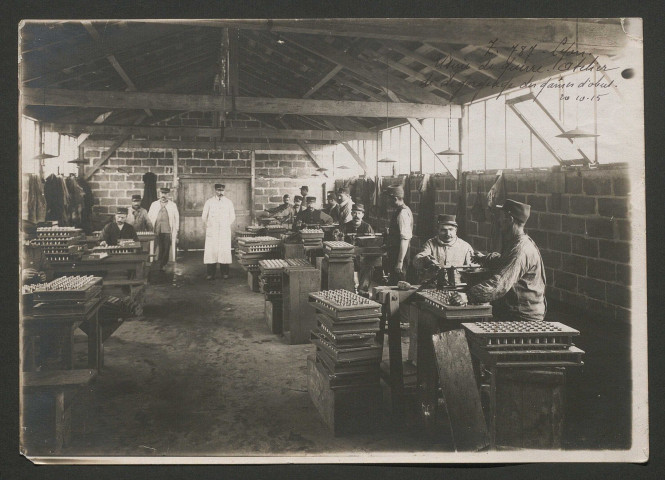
<box><xmin>293</xmin><ymin>196</ymin><xmax>334</xmax><ymax>230</ymax></box>
<box><xmin>339</xmin><ymin>203</ymin><xmax>375</xmax><ymax>293</ymax></box>
<box><xmin>100</xmin><ymin>206</ymin><xmax>139</xmax><ymax>246</ymax></box>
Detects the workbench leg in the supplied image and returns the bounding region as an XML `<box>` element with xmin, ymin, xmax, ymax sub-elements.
<box><xmin>387</xmin><ymin>293</ymin><xmax>405</xmax><ymax>425</ymax></box>
<box><xmin>62</xmin><ymin>325</ymin><xmax>75</xmax><ymax>370</ymax></box>
<box><xmin>489</xmin><ymin>366</ymin><xmax>497</xmax><ymax>449</ymax></box>
<box><xmin>87</xmin><ymin>312</ymin><xmax>102</xmax><ymax>371</ymax></box>
<box><xmin>54</xmin><ymin>390</ymin><xmax>66</xmax><ymax>452</ymax></box>
<box><xmin>416</xmin><ymin>312</ymin><xmax>438</xmax><ymax>433</ymax></box>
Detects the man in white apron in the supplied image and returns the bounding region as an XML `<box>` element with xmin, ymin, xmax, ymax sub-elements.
<box><xmin>202</xmin><ymin>183</ymin><xmax>236</xmax><ymax>280</ymax></box>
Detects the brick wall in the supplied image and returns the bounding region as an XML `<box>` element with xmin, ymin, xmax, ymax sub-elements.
<box><xmin>83</xmin><ymin>148</ymin><xmax>324</xmax><ymax>227</ymax></box>
<box><xmin>369</xmin><ymin>165</ymin><xmax>632</xmax><ymax>322</ymax></box>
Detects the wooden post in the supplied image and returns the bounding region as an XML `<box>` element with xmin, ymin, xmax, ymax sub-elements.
<box><xmin>250</xmin><ymin>151</ymin><xmax>256</xmax><ymax>224</ymax></box>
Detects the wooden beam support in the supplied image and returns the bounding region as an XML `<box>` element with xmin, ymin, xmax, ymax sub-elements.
<box><xmin>423</xmin><ymin>42</ymin><xmax>499</xmax><ymax>81</ymax></box>
<box><xmin>367</xmin><ymin>50</ymin><xmax>453</xmax><ymax>97</ymax></box>
<box><xmin>84</xmin><ymin>135</ymin><xmax>130</xmax><ymax>180</ymax></box>
<box><xmin>303</xmin><ymin>65</ymin><xmax>343</xmax><ymax>99</ymax></box>
<box><xmin>46</xmin><ymin>123</ymin><xmax>376</xmax><ymax>141</ymax></box>
<box><xmin>385</xmin><ymin>89</ymin><xmax>457</xmax><ymax>179</ymax></box>
<box><xmin>178</xmin><ymin>19</ymin><xmax>628</xmax><ymax>54</ymax></box>
<box><xmin>341</xmin><ymin>142</ymin><xmax>368</xmax><ymax>174</ymax></box>
<box><xmin>278</xmin><ymin>118</ymin><xmax>328</xmax><ymax>175</ymax></box>
<box><xmin>80</xmin><ymin>21</ymin><xmax>154</xmax><ymax>118</ymax></box>
<box><xmin>82</xmin><ymin>139</ymin><xmax>323</xmax><ymax>151</ymax></box>
<box><xmin>23</xmin><ymin>87</ymin><xmax>459</xmax><ymax>118</ymax></box>
<box><xmin>280</xmin><ymin>34</ymin><xmax>450</xmax><ymax>105</ymax></box>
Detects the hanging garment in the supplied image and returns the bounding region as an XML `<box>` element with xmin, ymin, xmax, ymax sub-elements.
<box><xmin>65</xmin><ymin>176</ymin><xmax>84</xmax><ymax>227</ymax></box>
<box><xmin>202</xmin><ymin>196</ymin><xmax>236</xmax><ymax>264</ymax></box>
<box><xmin>44</xmin><ymin>174</ymin><xmax>67</xmax><ymax>225</ymax></box>
<box><xmin>76</xmin><ymin>177</ymin><xmax>94</xmax><ymax>234</ymax></box>
<box><xmin>27</xmin><ymin>174</ymin><xmax>46</xmax><ymax>223</ymax></box>
<box><xmin>141</xmin><ymin>172</ymin><xmax>158</xmax><ymax>210</ymax></box>
<box><xmin>487</xmin><ymin>172</ymin><xmax>507</xmax><ymax>253</ymax></box>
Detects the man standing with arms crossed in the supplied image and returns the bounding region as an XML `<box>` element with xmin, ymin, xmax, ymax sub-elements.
<box><xmin>148</xmin><ymin>187</ymin><xmax>180</xmax><ymax>271</ymax></box>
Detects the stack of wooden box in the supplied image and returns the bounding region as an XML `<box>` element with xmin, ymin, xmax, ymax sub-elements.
<box><xmin>33</xmin><ymin>227</ymin><xmax>84</xmax><ymax>263</ymax></box>
<box><xmin>307</xmin><ymin>289</ymin><xmax>384</xmax><ymax>435</ymax></box>
<box><xmin>30</xmin><ymin>275</ymin><xmax>103</xmax><ymax>318</ymax></box>
<box><xmin>299</xmin><ymin>228</ymin><xmax>324</xmax><ymax>248</ymax></box>
<box><xmin>321</xmin><ymin>241</ymin><xmax>355</xmax><ymax>291</ymax></box>
<box><xmin>236</xmin><ymin>236</ymin><xmax>282</xmax><ymax>291</ymax></box>
<box><xmin>258</xmin><ymin>259</ymin><xmax>290</xmax><ymax>333</ymax></box>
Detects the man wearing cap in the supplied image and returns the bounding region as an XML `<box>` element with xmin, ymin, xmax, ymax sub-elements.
<box><xmin>292</xmin><ymin>195</ymin><xmax>305</xmax><ymax>217</ymax></box>
<box><xmin>293</xmin><ymin>196</ymin><xmax>333</xmax><ymax>230</ymax></box>
<box><xmin>266</xmin><ymin>194</ymin><xmax>293</xmax><ymax>224</ymax></box>
<box><xmin>323</xmin><ymin>191</ymin><xmax>340</xmax><ymax>223</ymax></box>
<box><xmin>100</xmin><ymin>207</ymin><xmax>139</xmax><ymax>246</ymax></box>
<box><xmin>341</xmin><ymin>203</ymin><xmax>375</xmax><ymax>292</ymax></box>
<box><xmin>454</xmin><ymin>199</ymin><xmax>547</xmax><ymax>321</ymax></box>
<box><xmin>126</xmin><ymin>194</ymin><xmax>152</xmax><ymax>232</ymax></box>
<box><xmin>414</xmin><ymin>214</ymin><xmax>474</xmax><ymax>278</ymax></box>
<box><xmin>148</xmin><ymin>187</ymin><xmax>180</xmax><ymax>269</ymax></box>
<box><xmin>202</xmin><ymin>183</ymin><xmax>236</xmax><ymax>280</ymax></box>
<box><xmin>336</xmin><ymin>187</ymin><xmax>354</xmax><ymax>225</ymax></box>
<box><xmin>385</xmin><ymin>185</ymin><xmax>413</xmax><ymax>284</ymax></box>
<box><xmin>299</xmin><ymin>185</ymin><xmax>309</xmax><ymax>200</ymax></box>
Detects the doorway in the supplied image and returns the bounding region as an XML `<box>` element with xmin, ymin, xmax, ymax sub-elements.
<box><xmin>177</xmin><ymin>176</ymin><xmax>251</xmax><ymax>250</ymax></box>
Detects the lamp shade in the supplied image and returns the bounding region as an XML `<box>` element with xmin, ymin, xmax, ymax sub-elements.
<box><xmin>337</xmin><ymin>165</ymin><xmax>350</xmax><ymax>169</ymax></box>
<box><xmin>436</xmin><ymin>148</ymin><xmax>463</xmax><ymax>156</ymax></box>
<box><xmin>377</xmin><ymin>157</ymin><xmax>397</xmax><ymax>163</ymax></box>
<box><xmin>556</xmin><ymin>128</ymin><xmax>599</xmax><ymax>139</ymax></box>
<box><xmin>33</xmin><ymin>153</ymin><xmax>57</xmax><ymax>160</ymax></box>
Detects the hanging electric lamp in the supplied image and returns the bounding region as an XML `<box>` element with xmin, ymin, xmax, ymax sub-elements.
<box><xmin>436</xmin><ymin>103</ymin><xmax>462</xmax><ymax>156</ymax></box>
<box><xmin>556</xmin><ymin>19</ymin><xmax>600</xmax><ymax>139</ymax></box>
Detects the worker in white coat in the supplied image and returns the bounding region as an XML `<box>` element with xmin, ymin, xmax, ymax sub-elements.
<box><xmin>202</xmin><ymin>183</ymin><xmax>236</xmax><ymax>280</ymax></box>
<box><xmin>148</xmin><ymin>187</ymin><xmax>180</xmax><ymax>270</ymax></box>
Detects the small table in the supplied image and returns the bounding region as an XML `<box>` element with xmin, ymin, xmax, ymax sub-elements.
<box><xmin>22</xmin><ymin>297</ymin><xmax>104</xmax><ymax>371</ymax></box>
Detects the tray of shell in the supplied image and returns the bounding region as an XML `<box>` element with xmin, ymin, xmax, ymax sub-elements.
<box><xmin>32</xmin><ymin>275</ymin><xmax>102</xmax><ymax>301</ymax></box>
<box><xmin>462</xmin><ymin>320</ymin><xmax>580</xmax><ymax>349</ymax></box>
<box><xmin>417</xmin><ymin>289</ymin><xmax>492</xmax><ymax>319</ymax></box>
<box><xmin>469</xmin><ymin>342</ymin><xmax>585</xmax><ymax>367</ymax></box>
<box><xmin>258</xmin><ymin>258</ymin><xmax>289</xmax><ymax>273</ymax></box>
<box><xmin>309</xmin><ymin>289</ymin><xmax>382</xmax><ymax>320</ymax></box>
<box><xmin>299</xmin><ymin>228</ymin><xmax>324</xmax><ymax>238</ymax></box>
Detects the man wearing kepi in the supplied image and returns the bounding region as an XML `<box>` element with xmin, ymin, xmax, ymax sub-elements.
<box><xmin>126</xmin><ymin>194</ymin><xmax>152</xmax><ymax>232</ymax></box>
<box><xmin>148</xmin><ymin>187</ymin><xmax>180</xmax><ymax>270</ymax></box>
<box><xmin>100</xmin><ymin>206</ymin><xmax>139</xmax><ymax>246</ymax></box>
<box><xmin>385</xmin><ymin>185</ymin><xmax>413</xmax><ymax>284</ymax></box>
<box><xmin>336</xmin><ymin>186</ymin><xmax>354</xmax><ymax>225</ymax></box>
<box><xmin>294</xmin><ymin>196</ymin><xmax>333</xmax><ymax>229</ymax></box>
<box><xmin>454</xmin><ymin>199</ymin><xmax>546</xmax><ymax>321</ymax></box>
<box><xmin>202</xmin><ymin>183</ymin><xmax>236</xmax><ymax>280</ymax></box>
<box><xmin>414</xmin><ymin>214</ymin><xmax>474</xmax><ymax>278</ymax></box>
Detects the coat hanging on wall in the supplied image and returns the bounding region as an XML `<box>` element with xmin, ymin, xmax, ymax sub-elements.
<box><xmin>27</xmin><ymin>174</ymin><xmax>46</xmax><ymax>224</ymax></box>
<box><xmin>141</xmin><ymin>172</ymin><xmax>158</xmax><ymax>210</ymax></box>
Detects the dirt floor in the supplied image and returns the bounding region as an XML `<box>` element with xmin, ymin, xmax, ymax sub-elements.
<box><xmin>21</xmin><ymin>252</ymin><xmax>632</xmax><ymax>458</ymax></box>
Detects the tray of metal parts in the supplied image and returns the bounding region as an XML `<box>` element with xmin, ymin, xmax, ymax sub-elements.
<box><xmin>31</xmin><ymin>296</ymin><xmax>103</xmax><ymax>317</ymax></box>
<box><xmin>283</xmin><ymin>258</ymin><xmax>316</xmax><ymax>270</ymax></box>
<box><xmin>316</xmin><ymin>322</ymin><xmax>377</xmax><ymax>347</ymax></box>
<box><xmin>309</xmin><ymin>289</ymin><xmax>382</xmax><ymax>320</ymax></box>
<box><xmin>81</xmin><ymin>252</ymin><xmax>108</xmax><ymax>261</ymax></box>
<box><xmin>462</xmin><ymin>320</ymin><xmax>579</xmax><ymax>349</ymax></box>
<box><xmin>313</xmin><ymin>356</ymin><xmax>381</xmax><ymax>389</ymax></box>
<box><xmin>246</xmin><ymin>225</ymin><xmax>264</xmax><ymax>233</ymax></box>
<box><xmin>136</xmin><ymin>232</ymin><xmax>156</xmax><ymax>240</ymax></box>
<box><xmin>418</xmin><ymin>289</ymin><xmax>492</xmax><ymax>319</ymax></box>
<box><xmin>469</xmin><ymin>342</ymin><xmax>585</xmax><ymax>367</ymax></box>
<box><xmin>323</xmin><ymin>241</ymin><xmax>355</xmax><ymax>252</ymax></box>
<box><xmin>311</xmin><ymin>331</ymin><xmax>383</xmax><ymax>363</ymax></box>
<box><xmin>34</xmin><ymin>285</ymin><xmax>102</xmax><ymax>303</ymax></box>
<box><xmin>32</xmin><ymin>276</ymin><xmax>102</xmax><ymax>300</ymax></box>
<box><xmin>36</xmin><ymin>227</ymin><xmax>83</xmax><ymax>237</ymax></box>
<box><xmin>92</xmin><ymin>243</ymin><xmax>142</xmax><ymax>254</ymax></box>
<box><xmin>238</xmin><ymin>236</ymin><xmax>282</xmax><ymax>244</ymax></box>
<box><xmin>354</xmin><ymin>235</ymin><xmax>383</xmax><ymax>247</ymax></box>
<box><xmin>316</xmin><ymin>347</ymin><xmax>380</xmax><ymax>376</ymax></box>
<box><xmin>316</xmin><ymin>313</ymin><xmax>380</xmax><ymax>334</ymax></box>
<box><xmin>238</xmin><ymin>244</ymin><xmax>281</xmax><ymax>253</ymax></box>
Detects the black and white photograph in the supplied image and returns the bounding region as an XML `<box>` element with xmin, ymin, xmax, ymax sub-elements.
<box><xmin>17</xmin><ymin>18</ymin><xmax>647</xmax><ymax>463</ymax></box>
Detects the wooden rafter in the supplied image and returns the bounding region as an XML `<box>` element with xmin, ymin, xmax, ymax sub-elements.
<box><xmin>82</xmin><ymin>139</ymin><xmax>324</xmax><ymax>151</ymax></box>
<box><xmin>23</xmin><ymin>87</ymin><xmax>459</xmax><ymax>118</ymax></box>
<box><xmin>280</xmin><ymin>33</ymin><xmax>450</xmax><ymax>105</ymax></box>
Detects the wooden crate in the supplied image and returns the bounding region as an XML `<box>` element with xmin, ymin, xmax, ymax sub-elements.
<box><xmin>307</xmin><ymin>355</ymin><xmax>382</xmax><ymax>436</ymax></box>
<box><xmin>283</xmin><ymin>267</ymin><xmax>320</xmax><ymax>344</ymax></box>
<box><xmin>265</xmin><ymin>299</ymin><xmax>283</xmax><ymax>334</ymax></box>
<box><xmin>321</xmin><ymin>257</ymin><xmax>355</xmax><ymax>291</ymax></box>
<box><xmin>494</xmin><ymin>368</ymin><xmax>565</xmax><ymax>449</ymax></box>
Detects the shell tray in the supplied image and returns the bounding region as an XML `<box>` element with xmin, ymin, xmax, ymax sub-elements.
<box><xmin>418</xmin><ymin>289</ymin><xmax>492</xmax><ymax>319</ymax></box>
<box><xmin>469</xmin><ymin>341</ymin><xmax>585</xmax><ymax>367</ymax></box>
<box><xmin>259</xmin><ymin>259</ymin><xmax>290</xmax><ymax>273</ymax></box>
<box><xmin>309</xmin><ymin>289</ymin><xmax>382</xmax><ymax>320</ymax></box>
<box><xmin>32</xmin><ymin>275</ymin><xmax>102</xmax><ymax>301</ymax></box>
<box><xmin>462</xmin><ymin>320</ymin><xmax>580</xmax><ymax>349</ymax></box>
